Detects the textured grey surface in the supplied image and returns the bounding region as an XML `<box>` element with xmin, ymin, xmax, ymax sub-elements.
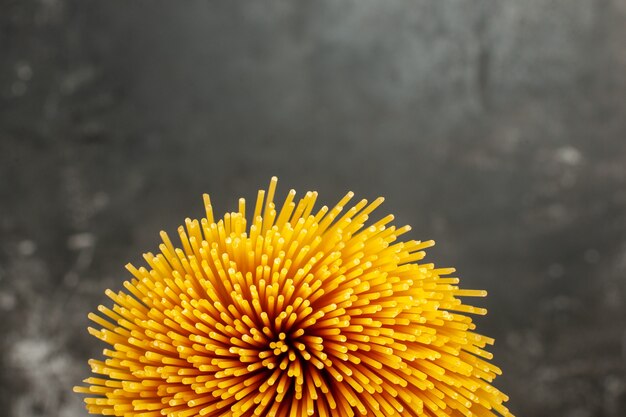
<box><xmin>1</xmin><ymin>1</ymin><xmax>626</xmax><ymax>416</ymax></box>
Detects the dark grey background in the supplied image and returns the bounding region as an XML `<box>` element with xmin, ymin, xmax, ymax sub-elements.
<box><xmin>1</xmin><ymin>1</ymin><xmax>625</xmax><ymax>416</ymax></box>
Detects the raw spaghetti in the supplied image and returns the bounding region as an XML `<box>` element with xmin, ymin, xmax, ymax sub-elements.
<box><xmin>75</xmin><ymin>177</ymin><xmax>513</xmax><ymax>417</ymax></box>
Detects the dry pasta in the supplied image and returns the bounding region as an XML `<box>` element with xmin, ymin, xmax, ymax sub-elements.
<box><xmin>75</xmin><ymin>177</ymin><xmax>513</xmax><ymax>417</ymax></box>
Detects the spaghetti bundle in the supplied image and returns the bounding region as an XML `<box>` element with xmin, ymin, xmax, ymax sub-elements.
<box><xmin>75</xmin><ymin>177</ymin><xmax>513</xmax><ymax>417</ymax></box>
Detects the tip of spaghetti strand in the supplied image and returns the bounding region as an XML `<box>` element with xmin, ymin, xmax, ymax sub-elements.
<box><xmin>422</xmin><ymin>239</ymin><xmax>436</xmax><ymax>249</ymax></box>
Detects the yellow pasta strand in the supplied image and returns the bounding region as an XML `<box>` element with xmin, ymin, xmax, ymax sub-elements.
<box><xmin>75</xmin><ymin>177</ymin><xmax>513</xmax><ymax>417</ymax></box>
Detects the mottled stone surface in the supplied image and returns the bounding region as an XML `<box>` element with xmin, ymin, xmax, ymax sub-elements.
<box><xmin>1</xmin><ymin>1</ymin><xmax>625</xmax><ymax>416</ymax></box>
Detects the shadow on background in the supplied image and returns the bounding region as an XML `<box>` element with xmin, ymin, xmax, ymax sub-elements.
<box><xmin>1</xmin><ymin>1</ymin><xmax>625</xmax><ymax>416</ymax></box>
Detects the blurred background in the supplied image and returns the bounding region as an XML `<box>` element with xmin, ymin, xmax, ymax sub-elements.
<box><xmin>1</xmin><ymin>1</ymin><xmax>626</xmax><ymax>416</ymax></box>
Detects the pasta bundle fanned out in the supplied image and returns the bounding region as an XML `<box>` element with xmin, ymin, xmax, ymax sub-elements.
<box><xmin>75</xmin><ymin>177</ymin><xmax>513</xmax><ymax>417</ymax></box>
